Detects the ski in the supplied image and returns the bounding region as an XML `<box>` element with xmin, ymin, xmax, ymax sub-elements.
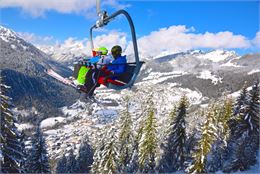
<box><xmin>46</xmin><ymin>69</ymin><xmax>79</xmax><ymax>89</ymax></box>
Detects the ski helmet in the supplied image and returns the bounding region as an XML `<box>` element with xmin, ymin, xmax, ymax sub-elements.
<box><xmin>92</xmin><ymin>47</ymin><xmax>99</xmax><ymax>56</ymax></box>
<box><xmin>111</xmin><ymin>45</ymin><xmax>122</xmax><ymax>58</ymax></box>
<box><xmin>98</xmin><ymin>47</ymin><xmax>108</xmax><ymax>55</ymax></box>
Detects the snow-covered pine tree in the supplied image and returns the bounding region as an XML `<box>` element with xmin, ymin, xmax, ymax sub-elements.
<box><xmin>100</xmin><ymin>127</ymin><xmax>119</xmax><ymax>174</ymax></box>
<box><xmin>56</xmin><ymin>154</ymin><xmax>67</xmax><ymax>173</ymax></box>
<box><xmin>26</xmin><ymin>126</ymin><xmax>50</xmax><ymax>173</ymax></box>
<box><xmin>56</xmin><ymin>150</ymin><xmax>79</xmax><ymax>173</ymax></box>
<box><xmin>91</xmin><ymin>126</ymin><xmax>119</xmax><ymax>174</ymax></box>
<box><xmin>242</xmin><ymin>81</ymin><xmax>259</xmax><ymax>135</ymax></box>
<box><xmin>207</xmin><ymin>99</ymin><xmax>233</xmax><ymax>172</ymax></box>
<box><xmin>159</xmin><ymin>95</ymin><xmax>188</xmax><ymax>172</ymax></box>
<box><xmin>233</xmin><ymin>82</ymin><xmax>248</xmax><ymax>116</ymax></box>
<box><xmin>0</xmin><ymin>81</ymin><xmax>24</xmax><ymax>173</ymax></box>
<box><xmin>138</xmin><ymin>94</ymin><xmax>158</xmax><ymax>173</ymax></box>
<box><xmin>75</xmin><ymin>136</ymin><xmax>93</xmax><ymax>173</ymax></box>
<box><xmin>219</xmin><ymin>98</ymin><xmax>233</xmax><ymax>146</ymax></box>
<box><xmin>188</xmin><ymin>107</ymin><xmax>217</xmax><ymax>173</ymax></box>
<box><xmin>65</xmin><ymin>150</ymin><xmax>78</xmax><ymax>173</ymax></box>
<box><xmin>90</xmin><ymin>127</ymin><xmax>108</xmax><ymax>174</ymax></box>
<box><xmin>117</xmin><ymin>97</ymin><xmax>134</xmax><ymax>173</ymax></box>
<box><xmin>19</xmin><ymin>131</ymin><xmax>26</xmax><ymax>172</ymax></box>
<box><xmin>224</xmin><ymin>81</ymin><xmax>259</xmax><ymax>172</ymax></box>
<box><xmin>128</xmin><ymin>113</ymin><xmax>145</xmax><ymax>173</ymax></box>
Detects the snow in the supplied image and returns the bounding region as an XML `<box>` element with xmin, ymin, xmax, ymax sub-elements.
<box><xmin>40</xmin><ymin>117</ymin><xmax>66</xmax><ymax>129</ymax></box>
<box><xmin>196</xmin><ymin>70</ymin><xmax>222</xmax><ymax>85</ymax></box>
<box><xmin>138</xmin><ymin>71</ymin><xmax>188</xmax><ymax>85</ymax></box>
<box><xmin>38</xmin><ymin>38</ymin><xmax>89</xmax><ymax>62</ymax></box>
<box><xmin>143</xmin><ymin>71</ymin><xmax>188</xmax><ymax>81</ymax></box>
<box><xmin>44</xmin><ymin>129</ymin><xmax>58</xmax><ymax>135</ymax></box>
<box><xmin>0</xmin><ymin>35</ymin><xmax>9</xmax><ymax>42</ymax></box>
<box><xmin>229</xmin><ymin>86</ymin><xmax>253</xmax><ymax>98</ymax></box>
<box><xmin>95</xmin><ymin>109</ymin><xmax>117</xmax><ymax>117</ymax></box>
<box><xmin>154</xmin><ymin>50</ymin><xmax>178</xmax><ymax>59</ymax></box>
<box><xmin>248</xmin><ymin>69</ymin><xmax>260</xmax><ymax>75</ymax></box>
<box><xmin>11</xmin><ymin>44</ymin><xmax>17</xmax><ymax>50</ymax></box>
<box><xmin>61</xmin><ymin>100</ymin><xmax>87</xmax><ymax>117</ymax></box>
<box><xmin>17</xmin><ymin>123</ymin><xmax>34</xmax><ymax>131</ymax></box>
<box><xmin>197</xmin><ymin>49</ymin><xmax>237</xmax><ymax>62</ymax></box>
<box><xmin>221</xmin><ymin>57</ymin><xmax>242</xmax><ymax>67</ymax></box>
<box><xmin>0</xmin><ymin>26</ymin><xmax>17</xmax><ymax>42</ymax></box>
<box><xmin>21</xmin><ymin>44</ymin><xmax>28</xmax><ymax>51</ymax></box>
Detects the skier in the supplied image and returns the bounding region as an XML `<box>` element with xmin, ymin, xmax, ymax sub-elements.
<box><xmin>96</xmin><ymin>47</ymin><xmax>114</xmax><ymax>69</ymax></box>
<box><xmin>98</xmin><ymin>45</ymin><xmax>127</xmax><ymax>82</ymax></box>
<box><xmin>79</xmin><ymin>46</ymin><xmax>112</xmax><ymax>96</ymax></box>
<box><xmin>81</xmin><ymin>45</ymin><xmax>127</xmax><ymax>98</ymax></box>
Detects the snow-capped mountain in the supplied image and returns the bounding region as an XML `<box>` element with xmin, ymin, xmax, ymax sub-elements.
<box><xmin>37</xmin><ymin>38</ymin><xmax>89</xmax><ymax>63</ymax></box>
<box><xmin>0</xmin><ymin>26</ymin><xmax>79</xmax><ymax>115</ymax></box>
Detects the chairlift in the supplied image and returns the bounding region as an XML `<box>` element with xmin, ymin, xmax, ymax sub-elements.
<box><xmin>89</xmin><ymin>0</ymin><xmax>144</xmax><ymax>90</ymax></box>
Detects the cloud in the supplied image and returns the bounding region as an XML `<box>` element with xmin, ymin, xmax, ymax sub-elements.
<box><xmin>252</xmin><ymin>31</ymin><xmax>260</xmax><ymax>48</ymax></box>
<box><xmin>18</xmin><ymin>32</ymin><xmax>56</xmax><ymax>45</ymax></box>
<box><xmin>0</xmin><ymin>0</ymin><xmax>126</xmax><ymax>17</ymax></box>
<box><xmin>125</xmin><ymin>25</ymin><xmax>251</xmax><ymax>57</ymax></box>
<box><xmin>86</xmin><ymin>31</ymin><xmax>127</xmax><ymax>53</ymax></box>
<box><xmin>20</xmin><ymin>26</ymin><xmax>256</xmax><ymax>58</ymax></box>
<box><xmin>30</xmin><ymin>31</ymin><xmax>127</xmax><ymax>56</ymax></box>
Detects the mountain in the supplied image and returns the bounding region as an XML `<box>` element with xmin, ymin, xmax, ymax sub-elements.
<box><xmin>37</xmin><ymin>38</ymin><xmax>89</xmax><ymax>64</ymax></box>
<box><xmin>0</xmin><ymin>26</ymin><xmax>79</xmax><ymax>117</ymax></box>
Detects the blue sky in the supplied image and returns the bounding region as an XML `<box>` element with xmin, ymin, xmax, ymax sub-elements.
<box><xmin>0</xmin><ymin>0</ymin><xmax>259</xmax><ymax>55</ymax></box>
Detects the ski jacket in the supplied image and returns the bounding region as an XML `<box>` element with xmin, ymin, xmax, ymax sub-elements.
<box><xmin>97</xmin><ymin>55</ymin><xmax>113</xmax><ymax>69</ymax></box>
<box><xmin>107</xmin><ymin>55</ymin><xmax>127</xmax><ymax>74</ymax></box>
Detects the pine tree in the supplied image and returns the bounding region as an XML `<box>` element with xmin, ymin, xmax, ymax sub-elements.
<box><xmin>220</xmin><ymin>98</ymin><xmax>233</xmax><ymax>146</ymax></box>
<box><xmin>160</xmin><ymin>95</ymin><xmax>188</xmax><ymax>172</ymax></box>
<box><xmin>0</xmin><ymin>81</ymin><xmax>24</xmax><ymax>173</ymax></box>
<box><xmin>91</xmin><ymin>126</ymin><xmax>119</xmax><ymax>174</ymax></box>
<box><xmin>224</xmin><ymin>81</ymin><xmax>260</xmax><ymax>172</ymax></box>
<box><xmin>75</xmin><ymin>138</ymin><xmax>93</xmax><ymax>173</ymax></box>
<box><xmin>56</xmin><ymin>154</ymin><xmax>67</xmax><ymax>173</ymax></box>
<box><xmin>117</xmin><ymin>97</ymin><xmax>134</xmax><ymax>173</ymax></box>
<box><xmin>56</xmin><ymin>150</ymin><xmax>80</xmax><ymax>173</ymax></box>
<box><xmin>128</xmin><ymin>114</ymin><xmax>145</xmax><ymax>173</ymax></box>
<box><xmin>138</xmin><ymin>94</ymin><xmax>158</xmax><ymax>173</ymax></box>
<box><xmin>233</xmin><ymin>82</ymin><xmax>248</xmax><ymax>116</ymax></box>
<box><xmin>26</xmin><ymin>126</ymin><xmax>50</xmax><ymax>173</ymax></box>
<box><xmin>242</xmin><ymin>81</ymin><xmax>259</xmax><ymax>135</ymax></box>
<box><xmin>207</xmin><ymin>99</ymin><xmax>233</xmax><ymax>172</ymax></box>
<box><xmin>101</xmin><ymin>127</ymin><xmax>119</xmax><ymax>174</ymax></box>
<box><xmin>91</xmin><ymin>128</ymin><xmax>108</xmax><ymax>174</ymax></box>
<box><xmin>19</xmin><ymin>131</ymin><xmax>27</xmax><ymax>172</ymax></box>
<box><xmin>188</xmin><ymin>107</ymin><xmax>217</xmax><ymax>173</ymax></box>
<box><xmin>65</xmin><ymin>150</ymin><xmax>78</xmax><ymax>173</ymax></box>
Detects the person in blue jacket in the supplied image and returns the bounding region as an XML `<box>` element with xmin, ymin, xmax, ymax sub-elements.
<box><xmin>105</xmin><ymin>45</ymin><xmax>127</xmax><ymax>79</ymax></box>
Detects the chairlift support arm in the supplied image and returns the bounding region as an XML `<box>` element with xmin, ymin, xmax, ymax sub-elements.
<box><xmin>90</xmin><ymin>9</ymin><xmax>140</xmax><ymax>65</ymax></box>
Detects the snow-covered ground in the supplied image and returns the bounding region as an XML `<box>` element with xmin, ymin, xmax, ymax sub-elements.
<box><xmin>197</xmin><ymin>49</ymin><xmax>237</xmax><ymax>62</ymax></box>
<box><xmin>248</xmin><ymin>69</ymin><xmax>260</xmax><ymax>75</ymax></box>
<box><xmin>40</xmin><ymin>117</ymin><xmax>66</xmax><ymax>129</ymax></box>
<box><xmin>196</xmin><ymin>70</ymin><xmax>222</xmax><ymax>85</ymax></box>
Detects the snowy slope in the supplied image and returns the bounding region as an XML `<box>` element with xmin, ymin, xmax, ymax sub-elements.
<box><xmin>197</xmin><ymin>49</ymin><xmax>237</xmax><ymax>62</ymax></box>
<box><xmin>0</xmin><ymin>25</ymin><xmax>79</xmax><ymax>117</ymax></box>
